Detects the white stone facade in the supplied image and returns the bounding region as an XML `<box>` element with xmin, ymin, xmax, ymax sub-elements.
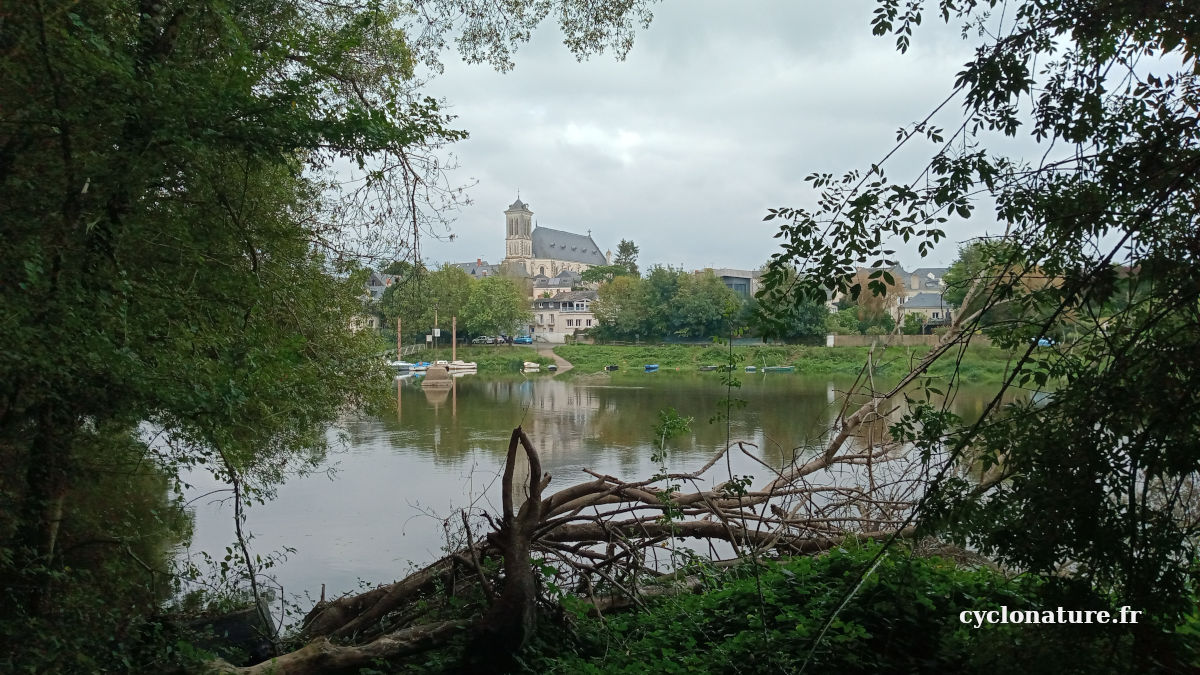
<box><xmin>530</xmin><ymin>291</ymin><xmax>598</xmax><ymax>343</ymax></box>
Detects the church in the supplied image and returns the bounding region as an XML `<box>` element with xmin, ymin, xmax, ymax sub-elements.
<box><xmin>500</xmin><ymin>197</ymin><xmax>610</xmax><ymax>277</ymax></box>
<box><xmin>453</xmin><ymin>197</ymin><xmax>610</xmax><ymax>281</ymax></box>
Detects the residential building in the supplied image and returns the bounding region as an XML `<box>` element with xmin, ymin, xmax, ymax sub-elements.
<box><xmin>901</xmin><ymin>267</ymin><xmax>948</xmax><ymax>298</ymax></box>
<box><xmin>451</xmin><ymin>258</ymin><xmax>498</xmax><ymax>280</ymax></box>
<box><xmin>531</xmin><ymin>269</ymin><xmax>580</xmax><ymax>298</ymax></box>
<box><xmin>365</xmin><ymin>271</ymin><xmax>401</xmax><ymax>300</ymax></box>
<box><xmin>897</xmin><ymin>291</ymin><xmax>952</xmax><ymax>331</ymax></box>
<box><xmin>531</xmin><ymin>290</ymin><xmax>598</xmax><ymax>343</ymax></box>
<box><xmin>698</xmin><ymin>267</ymin><xmax>762</xmax><ymax>299</ymax></box>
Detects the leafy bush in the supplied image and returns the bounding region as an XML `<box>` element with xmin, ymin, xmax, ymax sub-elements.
<box><xmin>524</xmin><ymin>543</ymin><xmax>1152</xmax><ymax>674</ymax></box>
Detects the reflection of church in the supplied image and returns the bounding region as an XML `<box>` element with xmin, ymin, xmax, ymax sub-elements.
<box><xmin>500</xmin><ymin>197</ymin><xmax>610</xmax><ymax>277</ymax></box>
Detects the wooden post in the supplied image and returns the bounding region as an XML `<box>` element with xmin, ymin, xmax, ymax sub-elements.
<box><xmin>397</xmin><ymin>318</ymin><xmax>402</xmax><ymax>357</ymax></box>
<box><xmin>452</xmin><ymin>316</ymin><xmax>457</xmax><ymax>362</ymax></box>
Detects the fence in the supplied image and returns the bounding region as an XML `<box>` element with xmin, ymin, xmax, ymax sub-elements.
<box><xmin>828</xmin><ymin>334</ymin><xmax>992</xmax><ymax>348</ymax></box>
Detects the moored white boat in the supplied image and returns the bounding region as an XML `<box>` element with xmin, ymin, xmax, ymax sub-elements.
<box><xmin>447</xmin><ymin>360</ymin><xmax>478</xmax><ymax>371</ymax></box>
<box><xmin>522</xmin><ymin>361</ymin><xmax>541</xmax><ymax>372</ymax></box>
<box><xmin>387</xmin><ymin>360</ymin><xmax>413</xmax><ymax>371</ymax></box>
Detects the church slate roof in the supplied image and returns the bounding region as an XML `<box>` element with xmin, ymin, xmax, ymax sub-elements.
<box><xmin>508</xmin><ymin>198</ymin><xmax>529</xmax><ymax>211</ymax></box>
<box><xmin>531</xmin><ymin>227</ymin><xmax>607</xmax><ymax>265</ymax></box>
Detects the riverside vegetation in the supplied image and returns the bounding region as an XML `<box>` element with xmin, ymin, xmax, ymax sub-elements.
<box><xmin>5</xmin><ymin>0</ymin><xmax>1200</xmax><ymax>672</ymax></box>
<box><xmin>555</xmin><ymin>343</ymin><xmax>1018</xmax><ymax>383</ymax></box>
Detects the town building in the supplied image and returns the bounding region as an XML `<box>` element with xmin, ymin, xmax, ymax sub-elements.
<box><xmin>901</xmin><ymin>267</ymin><xmax>949</xmax><ymax>297</ymax></box>
<box><xmin>892</xmin><ymin>266</ymin><xmax>952</xmax><ymax>331</ymax></box>
<box><xmin>365</xmin><ymin>270</ymin><xmax>401</xmax><ymax>301</ymax></box>
<box><xmin>531</xmin><ymin>269</ymin><xmax>581</xmax><ymax>298</ymax></box>
<box><xmin>698</xmin><ymin>268</ymin><xmax>762</xmax><ymax>299</ymax></box>
<box><xmin>531</xmin><ymin>290</ymin><xmax>598</xmax><ymax>343</ymax></box>
<box><xmin>451</xmin><ymin>258</ymin><xmax>498</xmax><ymax>280</ymax></box>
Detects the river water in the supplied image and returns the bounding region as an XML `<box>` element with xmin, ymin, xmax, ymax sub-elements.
<box><xmin>180</xmin><ymin>372</ymin><xmax>998</xmax><ymax>609</ymax></box>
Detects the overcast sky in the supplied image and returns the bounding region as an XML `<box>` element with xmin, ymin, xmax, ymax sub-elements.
<box><xmin>415</xmin><ymin>2</ymin><xmax>1009</xmax><ymax>272</ymax></box>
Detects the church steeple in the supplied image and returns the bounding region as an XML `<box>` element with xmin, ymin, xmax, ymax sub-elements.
<box><xmin>504</xmin><ymin>196</ymin><xmax>533</xmax><ymax>262</ymax></box>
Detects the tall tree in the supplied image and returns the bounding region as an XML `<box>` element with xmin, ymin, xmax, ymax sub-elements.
<box><xmin>639</xmin><ymin>266</ymin><xmax>683</xmax><ymax>339</ymax></box>
<box><xmin>381</xmin><ymin>264</ymin><xmax>474</xmax><ymax>340</ymax></box>
<box><xmin>761</xmin><ymin>0</ymin><xmax>1200</xmax><ymax>656</ymax></box>
<box><xmin>754</xmin><ymin>264</ymin><xmax>831</xmax><ymax>340</ymax></box>
<box><xmin>613</xmin><ymin>239</ymin><xmax>641</xmax><ymax>277</ymax></box>
<box><xmin>848</xmin><ymin>268</ymin><xmax>901</xmax><ymax>328</ymax></box>
<box><xmin>670</xmin><ymin>271</ymin><xmax>740</xmax><ymax>339</ymax></box>
<box><xmin>464</xmin><ymin>277</ymin><xmax>533</xmax><ymax>337</ymax></box>
<box><xmin>592</xmin><ymin>276</ymin><xmax>646</xmax><ymax>341</ymax></box>
<box><xmin>0</xmin><ymin>1</ymin><xmax>462</xmax><ymax>667</ymax></box>
<box><xmin>580</xmin><ymin>264</ymin><xmax>631</xmax><ymax>285</ymax></box>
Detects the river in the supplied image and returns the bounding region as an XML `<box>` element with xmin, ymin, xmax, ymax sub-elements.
<box><xmin>180</xmin><ymin>372</ymin><xmax>999</xmax><ymax>611</ymax></box>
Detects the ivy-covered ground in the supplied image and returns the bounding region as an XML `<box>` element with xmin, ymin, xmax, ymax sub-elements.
<box><xmin>395</xmin><ymin>542</ymin><xmax>1195</xmax><ymax>674</ymax></box>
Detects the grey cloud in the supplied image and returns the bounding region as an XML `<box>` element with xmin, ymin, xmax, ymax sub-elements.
<box><xmin>416</xmin><ymin>2</ymin><xmax>999</xmax><ymax>272</ymax></box>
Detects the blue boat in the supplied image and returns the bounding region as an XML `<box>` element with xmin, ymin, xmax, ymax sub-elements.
<box><xmin>644</xmin><ymin>364</ymin><xmax>659</xmax><ymax>372</ymax></box>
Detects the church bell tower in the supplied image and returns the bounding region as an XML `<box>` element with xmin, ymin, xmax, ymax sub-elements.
<box><xmin>504</xmin><ymin>197</ymin><xmax>533</xmax><ymax>263</ymax></box>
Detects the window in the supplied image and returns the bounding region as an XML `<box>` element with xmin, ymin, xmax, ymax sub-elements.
<box><xmin>566</xmin><ymin>319</ymin><xmax>573</xmax><ymax>327</ymax></box>
<box><xmin>586</xmin><ymin>319</ymin><xmax>592</xmax><ymax>327</ymax></box>
<box><xmin>932</xmin><ymin>312</ymin><xmax>940</xmax><ymax>319</ymax></box>
<box><xmin>538</xmin><ymin>314</ymin><xmax>543</xmax><ymax>323</ymax></box>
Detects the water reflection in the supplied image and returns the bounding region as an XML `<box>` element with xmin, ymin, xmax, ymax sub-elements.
<box><xmin>184</xmin><ymin>374</ymin><xmax>1004</xmax><ymax>612</ymax></box>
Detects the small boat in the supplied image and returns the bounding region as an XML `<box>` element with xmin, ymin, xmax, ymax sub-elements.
<box><xmin>762</xmin><ymin>365</ymin><xmax>795</xmax><ymax>373</ymax></box>
<box><xmin>523</xmin><ymin>361</ymin><xmax>541</xmax><ymax>372</ymax></box>
<box><xmin>387</xmin><ymin>360</ymin><xmax>413</xmax><ymax>371</ymax></box>
<box><xmin>412</xmin><ymin>361</ymin><xmax>431</xmax><ymax>372</ymax></box>
<box><xmin>547</xmin><ymin>364</ymin><xmax>557</xmax><ymax>372</ymax></box>
<box><xmin>434</xmin><ymin>359</ymin><xmax>450</xmax><ymax>367</ymax></box>
<box><xmin>698</xmin><ymin>365</ymin><xmax>718</xmax><ymax>372</ymax></box>
<box><xmin>447</xmin><ymin>360</ymin><xmax>477</xmax><ymax>371</ymax></box>
<box><xmin>644</xmin><ymin>364</ymin><xmax>659</xmax><ymax>372</ymax></box>
<box><xmin>604</xmin><ymin>365</ymin><xmax>619</xmax><ymax>372</ymax></box>
<box><xmin>745</xmin><ymin>365</ymin><xmax>757</xmax><ymax>373</ymax></box>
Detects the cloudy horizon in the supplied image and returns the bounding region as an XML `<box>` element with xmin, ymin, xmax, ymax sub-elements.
<box><xmin>413</xmin><ymin>2</ymin><xmax>1017</xmax><ymax>274</ymax></box>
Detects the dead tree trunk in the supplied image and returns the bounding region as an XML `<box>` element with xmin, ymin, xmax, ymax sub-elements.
<box><xmin>468</xmin><ymin>426</ymin><xmax>549</xmax><ymax>668</ymax></box>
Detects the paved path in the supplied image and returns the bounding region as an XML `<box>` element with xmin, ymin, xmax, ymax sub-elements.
<box><xmin>536</xmin><ymin>344</ymin><xmax>573</xmax><ymax>375</ymax></box>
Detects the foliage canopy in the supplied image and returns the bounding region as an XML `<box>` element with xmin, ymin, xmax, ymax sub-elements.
<box><xmin>759</xmin><ymin>0</ymin><xmax>1200</xmax><ymax>654</ymax></box>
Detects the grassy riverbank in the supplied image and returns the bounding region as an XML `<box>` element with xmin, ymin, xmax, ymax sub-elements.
<box><xmin>554</xmin><ymin>343</ymin><xmax>1018</xmax><ymax>383</ymax></box>
<box><xmin>396</xmin><ymin>346</ymin><xmax>554</xmax><ymax>374</ymax></box>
